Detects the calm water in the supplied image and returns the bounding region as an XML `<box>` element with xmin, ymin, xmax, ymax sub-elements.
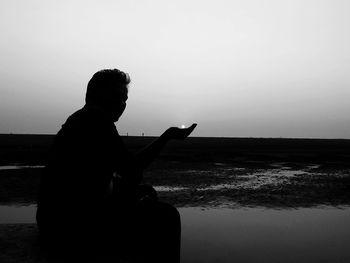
<box><xmin>1</xmin><ymin>204</ymin><xmax>350</xmax><ymax>262</ymax></box>
<box><xmin>0</xmin><ymin>204</ymin><xmax>37</xmax><ymax>223</ymax></box>
<box><xmin>0</xmin><ymin>165</ymin><xmax>44</xmax><ymax>170</ymax></box>
<box><xmin>181</xmin><ymin>207</ymin><xmax>350</xmax><ymax>263</ymax></box>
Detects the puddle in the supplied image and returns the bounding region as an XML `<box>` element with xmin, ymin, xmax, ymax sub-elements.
<box><xmin>191</xmin><ymin>165</ymin><xmax>326</xmax><ymax>191</ymax></box>
<box><xmin>0</xmin><ymin>165</ymin><xmax>44</xmax><ymax>170</ymax></box>
<box><xmin>219</xmin><ymin>167</ymin><xmax>246</xmax><ymax>171</ymax></box>
<box><xmin>0</xmin><ymin>204</ymin><xmax>37</xmax><ymax>223</ymax></box>
<box><xmin>214</xmin><ymin>163</ymin><xmax>227</xmax><ymax>166</ymax></box>
<box><xmin>195</xmin><ymin>168</ymin><xmax>313</xmax><ymax>191</ymax></box>
<box><xmin>1</xmin><ymin>204</ymin><xmax>350</xmax><ymax>262</ymax></box>
<box><xmin>181</xmin><ymin>206</ymin><xmax>350</xmax><ymax>263</ymax></box>
<box><xmin>154</xmin><ymin>186</ymin><xmax>188</xmax><ymax>192</ymax></box>
<box><xmin>175</xmin><ymin>170</ymin><xmax>210</xmax><ymax>174</ymax></box>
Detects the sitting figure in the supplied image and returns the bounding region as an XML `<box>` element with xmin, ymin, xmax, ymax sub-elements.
<box><xmin>36</xmin><ymin>69</ymin><xmax>196</xmax><ymax>262</ymax></box>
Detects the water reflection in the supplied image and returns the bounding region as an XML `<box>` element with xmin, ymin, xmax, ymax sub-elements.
<box><xmin>0</xmin><ymin>165</ymin><xmax>44</xmax><ymax>170</ymax></box>
<box><xmin>181</xmin><ymin>207</ymin><xmax>350</xmax><ymax>263</ymax></box>
<box><xmin>197</xmin><ymin>168</ymin><xmax>311</xmax><ymax>191</ymax></box>
<box><xmin>0</xmin><ymin>204</ymin><xmax>37</xmax><ymax>223</ymax></box>
<box><xmin>162</xmin><ymin>166</ymin><xmax>321</xmax><ymax>192</ymax></box>
<box><xmin>1</xmin><ymin>204</ymin><xmax>350</xmax><ymax>262</ymax></box>
<box><xmin>154</xmin><ymin>186</ymin><xmax>188</xmax><ymax>192</ymax></box>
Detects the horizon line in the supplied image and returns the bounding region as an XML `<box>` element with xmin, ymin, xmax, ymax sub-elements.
<box><xmin>1</xmin><ymin>133</ymin><xmax>350</xmax><ymax>141</ymax></box>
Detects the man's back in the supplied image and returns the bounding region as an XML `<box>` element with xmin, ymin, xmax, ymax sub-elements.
<box><xmin>37</xmin><ymin>106</ymin><xmax>128</xmax><ymax>246</ymax></box>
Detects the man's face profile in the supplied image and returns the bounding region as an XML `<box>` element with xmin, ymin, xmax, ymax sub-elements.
<box><xmin>107</xmin><ymin>85</ymin><xmax>128</xmax><ymax>122</ymax></box>
<box><xmin>85</xmin><ymin>69</ymin><xmax>131</xmax><ymax>122</ymax></box>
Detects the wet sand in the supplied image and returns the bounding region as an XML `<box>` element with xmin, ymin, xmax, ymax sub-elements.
<box><xmin>152</xmin><ymin>163</ymin><xmax>350</xmax><ymax>208</ymax></box>
<box><xmin>1</xmin><ymin>135</ymin><xmax>350</xmax><ymax>207</ymax></box>
<box><xmin>1</xmin><ymin>206</ymin><xmax>350</xmax><ymax>263</ymax></box>
<box><xmin>1</xmin><ymin>135</ymin><xmax>350</xmax><ymax>262</ymax></box>
<box><xmin>1</xmin><ymin>163</ymin><xmax>349</xmax><ymax>208</ymax></box>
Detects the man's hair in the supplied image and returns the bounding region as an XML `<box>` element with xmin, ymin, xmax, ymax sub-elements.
<box><xmin>85</xmin><ymin>69</ymin><xmax>130</xmax><ymax>104</ymax></box>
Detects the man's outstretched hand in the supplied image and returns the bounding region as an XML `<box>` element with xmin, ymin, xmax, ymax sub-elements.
<box><xmin>163</xmin><ymin>123</ymin><xmax>197</xmax><ymax>140</ymax></box>
<box><xmin>138</xmin><ymin>123</ymin><xmax>197</xmax><ymax>169</ymax></box>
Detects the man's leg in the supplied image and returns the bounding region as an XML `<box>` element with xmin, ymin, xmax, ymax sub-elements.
<box><xmin>136</xmin><ymin>200</ymin><xmax>181</xmax><ymax>263</ymax></box>
<box><xmin>111</xmin><ymin>183</ymin><xmax>181</xmax><ymax>262</ymax></box>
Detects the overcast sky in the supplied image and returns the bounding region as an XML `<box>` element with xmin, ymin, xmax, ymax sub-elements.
<box><xmin>1</xmin><ymin>0</ymin><xmax>349</xmax><ymax>138</ymax></box>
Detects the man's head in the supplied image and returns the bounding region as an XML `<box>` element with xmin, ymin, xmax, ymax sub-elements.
<box><xmin>86</xmin><ymin>69</ymin><xmax>130</xmax><ymax>122</ymax></box>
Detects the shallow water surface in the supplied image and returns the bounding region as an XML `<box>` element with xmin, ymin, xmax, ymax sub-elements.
<box><xmin>0</xmin><ymin>204</ymin><xmax>37</xmax><ymax>223</ymax></box>
<box><xmin>1</xmin><ymin>205</ymin><xmax>350</xmax><ymax>262</ymax></box>
<box><xmin>0</xmin><ymin>165</ymin><xmax>44</xmax><ymax>170</ymax></box>
<box><xmin>154</xmin><ymin>186</ymin><xmax>188</xmax><ymax>192</ymax></box>
<box><xmin>181</xmin><ymin>206</ymin><xmax>350</xmax><ymax>263</ymax></box>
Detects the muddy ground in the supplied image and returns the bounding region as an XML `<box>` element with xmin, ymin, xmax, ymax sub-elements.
<box><xmin>0</xmin><ymin>162</ymin><xmax>349</xmax><ymax>209</ymax></box>
<box><xmin>1</xmin><ymin>135</ymin><xmax>350</xmax><ymax>262</ymax></box>
<box><xmin>0</xmin><ymin>134</ymin><xmax>349</xmax><ymax>208</ymax></box>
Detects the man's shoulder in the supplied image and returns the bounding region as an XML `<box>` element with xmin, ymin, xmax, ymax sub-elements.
<box><xmin>54</xmin><ymin>107</ymin><xmax>120</xmax><ymax>146</ymax></box>
<box><xmin>56</xmin><ymin>107</ymin><xmax>114</xmax><ymax>138</ymax></box>
<box><xmin>66</xmin><ymin>106</ymin><xmax>111</xmax><ymax>126</ymax></box>
<box><xmin>67</xmin><ymin>106</ymin><xmax>97</xmax><ymax>122</ymax></box>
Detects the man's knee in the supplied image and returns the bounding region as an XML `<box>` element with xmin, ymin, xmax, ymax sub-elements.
<box><xmin>155</xmin><ymin>202</ymin><xmax>181</xmax><ymax>231</ymax></box>
<box><xmin>163</xmin><ymin>203</ymin><xmax>180</xmax><ymax>221</ymax></box>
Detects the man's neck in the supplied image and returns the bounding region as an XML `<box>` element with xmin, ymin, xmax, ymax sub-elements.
<box><xmin>84</xmin><ymin>104</ymin><xmax>115</xmax><ymax>123</ymax></box>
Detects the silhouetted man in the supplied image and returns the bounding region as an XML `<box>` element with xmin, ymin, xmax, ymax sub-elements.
<box><xmin>36</xmin><ymin>69</ymin><xmax>196</xmax><ymax>262</ymax></box>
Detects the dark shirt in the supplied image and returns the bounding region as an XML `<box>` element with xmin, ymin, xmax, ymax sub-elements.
<box><xmin>37</xmin><ymin>105</ymin><xmax>140</xmax><ymax>239</ymax></box>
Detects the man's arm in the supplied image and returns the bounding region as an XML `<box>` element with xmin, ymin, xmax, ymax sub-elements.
<box><xmin>136</xmin><ymin>123</ymin><xmax>197</xmax><ymax>169</ymax></box>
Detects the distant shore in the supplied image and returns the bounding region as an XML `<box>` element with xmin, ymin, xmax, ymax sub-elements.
<box><xmin>1</xmin><ymin>134</ymin><xmax>350</xmax><ymax>165</ymax></box>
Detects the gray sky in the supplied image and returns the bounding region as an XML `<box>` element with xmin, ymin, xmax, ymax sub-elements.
<box><xmin>1</xmin><ymin>0</ymin><xmax>349</xmax><ymax>138</ymax></box>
